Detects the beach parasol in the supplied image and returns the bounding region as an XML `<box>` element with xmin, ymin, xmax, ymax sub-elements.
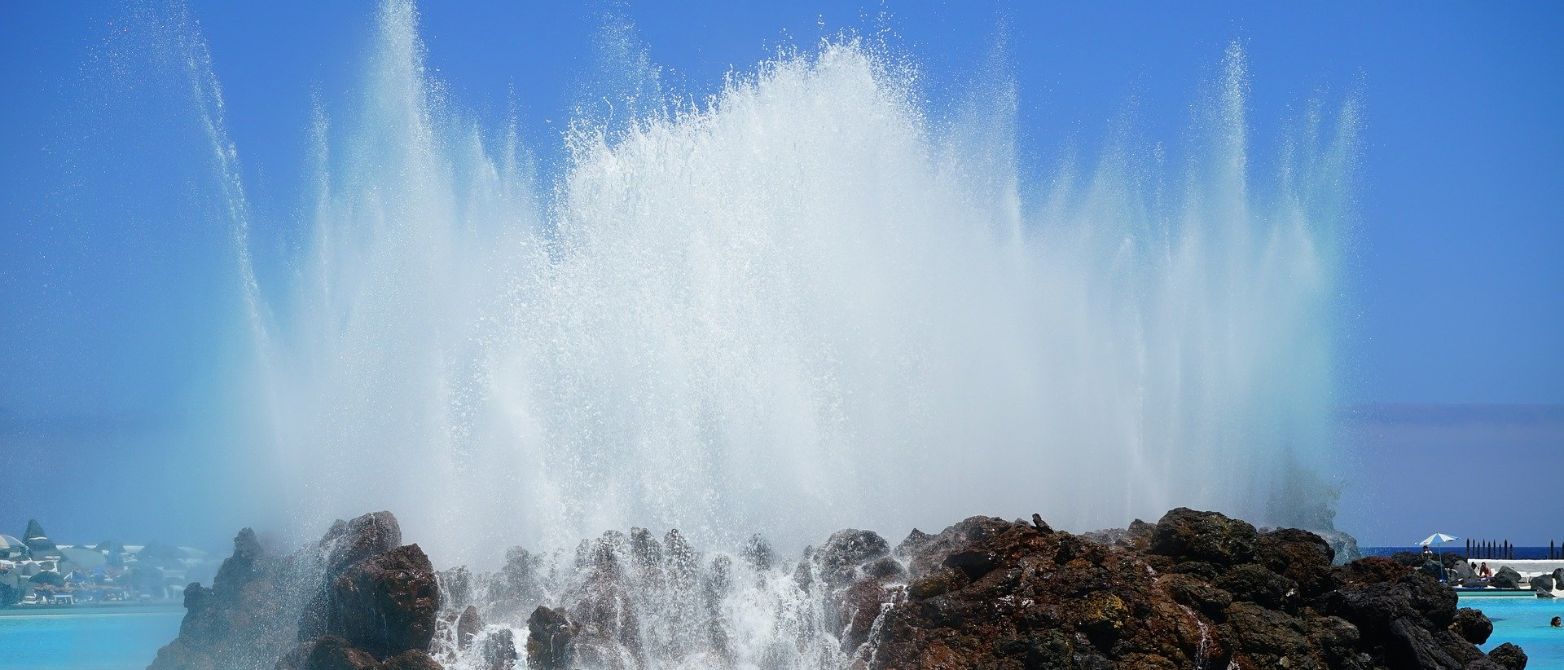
<box><xmin>1418</xmin><ymin>532</ymin><xmax>1459</xmax><ymax>547</ymax></box>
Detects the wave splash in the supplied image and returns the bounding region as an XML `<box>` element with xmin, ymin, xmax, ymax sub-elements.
<box><xmin>212</xmin><ymin>0</ymin><xmax>1357</xmax><ymax>569</ymax></box>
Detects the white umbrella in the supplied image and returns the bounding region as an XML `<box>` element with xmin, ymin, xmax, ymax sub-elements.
<box><xmin>1418</xmin><ymin>532</ymin><xmax>1459</xmax><ymax>547</ymax></box>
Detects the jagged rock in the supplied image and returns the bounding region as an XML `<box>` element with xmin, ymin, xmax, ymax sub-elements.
<box><xmin>488</xmin><ymin>546</ymin><xmax>544</xmax><ymax>616</ymax></box>
<box><xmin>481</xmin><ymin>628</ymin><xmax>519</xmax><ymax>670</ymax></box>
<box><xmin>1255</xmin><ymin>527</ymin><xmax>1337</xmax><ymax>598</ymax></box>
<box><xmin>1486</xmin><ymin>642</ymin><xmax>1528</xmax><ymax>670</ymax></box>
<box><xmin>628</xmin><ymin>528</ymin><xmax>662</xmax><ymax>569</ymax></box>
<box><xmin>301</xmin><ymin>512</ymin><xmax>406</xmax><ymax>641</ymax></box>
<box><xmin>1451</xmin><ymin>607</ymin><xmax>1493</xmax><ymax>645</ymax></box>
<box><xmin>526</xmin><ymin>606</ymin><xmax>576</xmax><ymax>670</ymax></box>
<box><xmin>282</xmin><ymin>635</ymin><xmax>378</xmax><ymax>670</ymax></box>
<box><xmin>454</xmin><ymin>605</ymin><xmax>483</xmax><ymax>650</ymax></box>
<box><xmin>150</xmin><ymin>527</ymin><xmax>307</xmax><ymax>670</ymax></box>
<box><xmin>437</xmin><ymin>566</ymin><xmax>472</xmax><ymax>608</ymax></box>
<box><xmin>815</xmin><ymin>528</ymin><xmax>890</xmax><ymax>585</ymax></box>
<box><xmin>1217</xmin><ymin>562</ymin><xmax>1298</xmax><ymax>610</ymax></box>
<box><xmin>1031</xmin><ymin>512</ymin><xmax>1054</xmax><ymax>535</ymax></box>
<box><xmin>323</xmin><ymin>512</ymin><xmax>403</xmax><ymax>575</ymax></box>
<box><xmin>869</xmin><ymin>510</ymin><xmax>1517</xmax><ymax>669</ymax></box>
<box><xmin>377</xmin><ymin>650</ymin><xmax>441</xmax><ymax>670</ymax></box>
<box><xmin>1150</xmin><ymin>507</ymin><xmax>1257</xmax><ymax>566</ymax></box>
<box><xmin>149</xmin><ymin>508</ymin><xmax>1533</xmax><ymax>670</ymax></box>
<box><xmin>328</xmin><ymin>544</ymin><xmax>438</xmax><ymax>659</ymax></box>
<box><xmin>1491</xmin><ymin>566</ymin><xmax>1523</xmax><ymax>589</ymax></box>
<box><xmin>894</xmin><ymin>528</ymin><xmax>932</xmax><ymax>557</ymax></box>
<box><xmin>740</xmin><ymin>533</ymin><xmax>772</xmax><ymax>571</ymax></box>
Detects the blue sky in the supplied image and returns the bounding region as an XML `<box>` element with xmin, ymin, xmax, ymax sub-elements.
<box><xmin>1</xmin><ymin>1</ymin><xmax>1561</xmax><ymax>547</ymax></box>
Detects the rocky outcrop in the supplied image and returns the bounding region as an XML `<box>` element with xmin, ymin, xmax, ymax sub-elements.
<box><xmin>151</xmin><ymin>507</ymin><xmax>1528</xmax><ymax>670</ymax></box>
<box><xmin>325</xmin><ymin>544</ymin><xmax>439</xmax><ymax>658</ymax></box>
<box><xmin>526</xmin><ymin>605</ymin><xmax>577</xmax><ymax>670</ymax></box>
<box><xmin>153</xmin><ymin>511</ymin><xmax>440</xmax><ymax>670</ymax></box>
<box><xmin>868</xmin><ymin>509</ymin><xmax>1517</xmax><ymax>669</ymax></box>
<box><xmin>149</xmin><ymin>528</ymin><xmax>311</xmax><ymax>670</ymax></box>
<box><xmin>1451</xmin><ymin>607</ymin><xmax>1493</xmax><ymax>645</ymax></box>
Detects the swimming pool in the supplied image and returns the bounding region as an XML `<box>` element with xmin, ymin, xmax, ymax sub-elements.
<box><xmin>1460</xmin><ymin>593</ymin><xmax>1564</xmax><ymax>669</ymax></box>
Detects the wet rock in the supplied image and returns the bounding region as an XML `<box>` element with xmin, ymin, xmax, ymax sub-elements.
<box><xmin>740</xmin><ymin>533</ymin><xmax>772</xmax><ymax>571</ymax></box>
<box><xmin>481</xmin><ymin>628</ymin><xmax>519</xmax><ymax>670</ymax></box>
<box><xmin>323</xmin><ymin>512</ymin><xmax>403</xmax><ymax>575</ymax></box>
<box><xmin>489</xmin><ymin>546</ymin><xmax>545</xmax><ymax>615</ymax></box>
<box><xmin>454</xmin><ymin>605</ymin><xmax>482</xmax><ymax>650</ymax></box>
<box><xmin>328</xmin><ymin>544</ymin><xmax>439</xmax><ymax>659</ymax></box>
<box><xmin>1165</xmin><ymin>573</ymin><xmax>1233</xmax><ymax>619</ymax></box>
<box><xmin>149</xmin><ymin>527</ymin><xmax>306</xmax><ymax>670</ymax></box>
<box><xmin>301</xmin><ymin>512</ymin><xmax>407</xmax><ymax>641</ymax></box>
<box><xmin>815</xmin><ymin>529</ymin><xmax>890</xmax><ymax>585</ymax></box>
<box><xmin>283</xmin><ymin>635</ymin><xmax>378</xmax><ymax>670</ymax></box>
<box><xmin>377</xmin><ymin>650</ymin><xmax>441</xmax><ymax>670</ymax></box>
<box><xmin>1451</xmin><ymin>607</ymin><xmax>1493</xmax><ymax>645</ymax></box>
<box><xmin>526</xmin><ymin>606</ymin><xmax>576</xmax><ymax>670</ymax></box>
<box><xmin>1150</xmin><ymin>507</ymin><xmax>1257</xmax><ymax>566</ymax></box>
<box><xmin>894</xmin><ymin>528</ymin><xmax>932</xmax><ymax>557</ymax></box>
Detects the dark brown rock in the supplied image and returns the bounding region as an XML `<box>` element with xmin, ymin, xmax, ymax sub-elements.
<box><xmin>377</xmin><ymin>650</ymin><xmax>442</xmax><ymax>670</ymax></box>
<box><xmin>1487</xmin><ymin>641</ymin><xmax>1528</xmax><ymax>670</ymax></box>
<box><xmin>328</xmin><ymin>544</ymin><xmax>439</xmax><ymax>659</ymax></box>
<box><xmin>290</xmin><ymin>635</ymin><xmax>378</xmax><ymax>670</ymax></box>
<box><xmin>482</xmin><ymin>628</ymin><xmax>519</xmax><ymax>670</ymax></box>
<box><xmin>454</xmin><ymin>605</ymin><xmax>483</xmax><ymax>650</ymax></box>
<box><xmin>149</xmin><ymin>528</ymin><xmax>308</xmax><ymax>670</ymax></box>
<box><xmin>526</xmin><ymin>606</ymin><xmax>576</xmax><ymax>670</ymax></box>
<box><xmin>1451</xmin><ymin>607</ymin><xmax>1493</xmax><ymax>645</ymax></box>
<box><xmin>1150</xmin><ymin>507</ymin><xmax>1258</xmax><ymax>566</ymax></box>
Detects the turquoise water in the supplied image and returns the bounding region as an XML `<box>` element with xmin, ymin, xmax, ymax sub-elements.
<box><xmin>1461</xmin><ymin>593</ymin><xmax>1564</xmax><ymax>669</ymax></box>
<box><xmin>0</xmin><ymin>605</ymin><xmax>183</xmax><ymax>670</ymax></box>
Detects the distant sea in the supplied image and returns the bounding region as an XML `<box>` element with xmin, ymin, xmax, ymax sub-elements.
<box><xmin>0</xmin><ymin>604</ymin><xmax>182</xmax><ymax>670</ymax></box>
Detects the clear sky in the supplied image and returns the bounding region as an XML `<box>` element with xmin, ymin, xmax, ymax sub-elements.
<box><xmin>1</xmin><ymin>1</ymin><xmax>1560</xmax><ymax>548</ymax></box>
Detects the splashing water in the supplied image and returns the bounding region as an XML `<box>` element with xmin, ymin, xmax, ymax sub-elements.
<box><xmin>191</xmin><ymin>0</ymin><xmax>1356</xmax><ymax>573</ymax></box>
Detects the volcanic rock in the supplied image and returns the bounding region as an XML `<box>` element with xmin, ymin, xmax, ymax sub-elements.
<box><xmin>526</xmin><ymin>605</ymin><xmax>577</xmax><ymax>670</ymax></box>
<box><xmin>1486</xmin><ymin>641</ymin><xmax>1528</xmax><ymax>669</ymax></box>
<box><xmin>1150</xmin><ymin>507</ymin><xmax>1258</xmax><ymax>565</ymax></box>
<box><xmin>327</xmin><ymin>544</ymin><xmax>439</xmax><ymax>659</ymax></box>
<box><xmin>482</xmin><ymin>628</ymin><xmax>520</xmax><ymax>670</ymax></box>
<box><xmin>150</xmin><ymin>528</ymin><xmax>309</xmax><ymax>670</ymax></box>
<box><xmin>1451</xmin><ymin>607</ymin><xmax>1493</xmax><ymax>645</ymax></box>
